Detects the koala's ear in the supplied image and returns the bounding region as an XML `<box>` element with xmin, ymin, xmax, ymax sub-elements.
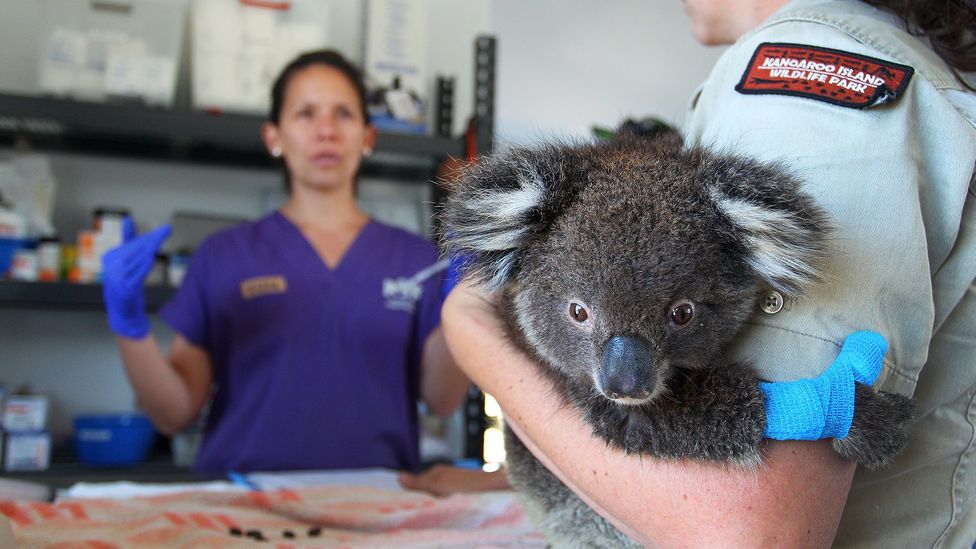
<box><xmin>704</xmin><ymin>153</ymin><xmax>833</xmax><ymax>294</ymax></box>
<box><xmin>439</xmin><ymin>144</ymin><xmax>584</xmax><ymax>292</ymax></box>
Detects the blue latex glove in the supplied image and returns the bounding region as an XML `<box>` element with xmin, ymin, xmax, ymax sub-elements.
<box><xmin>761</xmin><ymin>331</ymin><xmax>887</xmax><ymax>440</ymax></box>
<box><xmin>101</xmin><ymin>218</ymin><xmax>172</xmax><ymax>339</ymax></box>
<box><xmin>440</xmin><ymin>253</ymin><xmax>469</xmax><ymax>299</ymax></box>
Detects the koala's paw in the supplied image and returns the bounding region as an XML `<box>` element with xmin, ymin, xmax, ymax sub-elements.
<box><xmin>832</xmin><ymin>384</ymin><xmax>914</xmax><ymax>469</ymax></box>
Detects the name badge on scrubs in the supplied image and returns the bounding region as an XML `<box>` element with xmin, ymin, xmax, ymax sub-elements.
<box><xmin>240</xmin><ymin>275</ymin><xmax>288</xmax><ymax>299</ymax></box>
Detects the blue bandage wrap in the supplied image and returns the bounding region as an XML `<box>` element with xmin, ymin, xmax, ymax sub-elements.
<box><xmin>761</xmin><ymin>331</ymin><xmax>887</xmax><ymax>440</ymax></box>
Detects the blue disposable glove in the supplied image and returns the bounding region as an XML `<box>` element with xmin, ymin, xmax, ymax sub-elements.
<box><xmin>101</xmin><ymin>217</ymin><xmax>172</xmax><ymax>339</ymax></box>
<box><xmin>761</xmin><ymin>331</ymin><xmax>887</xmax><ymax>440</ymax></box>
<box><xmin>440</xmin><ymin>253</ymin><xmax>470</xmax><ymax>299</ymax></box>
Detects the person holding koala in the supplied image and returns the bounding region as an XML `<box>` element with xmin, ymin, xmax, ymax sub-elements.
<box><xmin>439</xmin><ymin>0</ymin><xmax>976</xmax><ymax>546</ymax></box>
<box><xmin>102</xmin><ymin>50</ymin><xmax>470</xmax><ymax>475</ymax></box>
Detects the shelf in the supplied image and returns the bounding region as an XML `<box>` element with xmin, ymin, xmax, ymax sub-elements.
<box><xmin>0</xmin><ymin>281</ymin><xmax>174</xmax><ymax>311</ymax></box>
<box><xmin>4</xmin><ymin>458</ymin><xmax>205</xmax><ymax>492</ymax></box>
<box><xmin>0</xmin><ymin>93</ymin><xmax>464</xmax><ymax>169</ymax></box>
<box><xmin>0</xmin><ymin>38</ymin><xmax>496</xmax><ymax>315</ymax></box>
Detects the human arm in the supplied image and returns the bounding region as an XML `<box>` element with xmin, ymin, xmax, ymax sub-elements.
<box><xmin>103</xmin><ymin>219</ymin><xmax>212</xmax><ymax>434</ymax></box>
<box><xmin>442</xmin><ymin>281</ymin><xmax>855</xmax><ymax>547</ymax></box>
<box><xmin>417</xmin><ymin>253</ymin><xmax>471</xmax><ymax>417</ymax></box>
<box><xmin>397</xmin><ymin>464</ymin><xmax>510</xmax><ymax>496</ymax></box>
<box><xmin>419</xmin><ymin>325</ymin><xmax>470</xmax><ymax>417</ymax></box>
<box><xmin>116</xmin><ymin>333</ymin><xmax>213</xmax><ymax>435</ymax></box>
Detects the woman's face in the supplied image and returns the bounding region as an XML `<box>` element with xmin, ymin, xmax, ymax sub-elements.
<box><xmin>264</xmin><ymin>64</ymin><xmax>376</xmax><ymax>194</ymax></box>
<box><xmin>682</xmin><ymin>0</ymin><xmax>787</xmax><ymax>45</ymax></box>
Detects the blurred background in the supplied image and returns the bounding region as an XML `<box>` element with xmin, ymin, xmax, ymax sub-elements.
<box><xmin>0</xmin><ymin>0</ymin><xmax>722</xmax><ymax>475</ymax></box>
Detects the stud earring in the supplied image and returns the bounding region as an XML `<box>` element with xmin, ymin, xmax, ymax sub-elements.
<box><xmin>271</xmin><ymin>147</ymin><xmax>282</xmax><ymax>158</ymax></box>
<box><xmin>362</xmin><ymin>147</ymin><xmax>373</xmax><ymax>157</ymax></box>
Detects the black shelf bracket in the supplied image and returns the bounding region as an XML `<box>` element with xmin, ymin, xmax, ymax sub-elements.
<box><xmin>0</xmin><ymin>281</ymin><xmax>174</xmax><ymax>312</ymax></box>
<box><xmin>473</xmin><ymin>35</ymin><xmax>496</xmax><ymax>157</ymax></box>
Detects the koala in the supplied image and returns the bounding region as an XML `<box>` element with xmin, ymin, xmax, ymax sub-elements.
<box><xmin>439</xmin><ymin>133</ymin><xmax>913</xmax><ymax>548</ymax></box>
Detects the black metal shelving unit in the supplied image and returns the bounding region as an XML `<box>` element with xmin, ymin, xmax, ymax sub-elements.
<box><xmin>0</xmin><ymin>92</ymin><xmax>465</xmax><ymax>172</ymax></box>
<box><xmin>0</xmin><ymin>35</ymin><xmax>496</xmax><ymax>309</ymax></box>
<box><xmin>0</xmin><ymin>281</ymin><xmax>173</xmax><ymax>311</ymax></box>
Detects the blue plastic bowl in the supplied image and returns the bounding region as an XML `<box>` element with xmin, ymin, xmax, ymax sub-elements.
<box><xmin>74</xmin><ymin>413</ymin><xmax>156</xmax><ymax>467</ymax></box>
<box><xmin>0</xmin><ymin>237</ymin><xmax>26</xmax><ymax>275</ymax></box>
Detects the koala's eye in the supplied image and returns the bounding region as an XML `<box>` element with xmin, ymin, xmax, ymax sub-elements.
<box><xmin>569</xmin><ymin>303</ymin><xmax>589</xmax><ymax>322</ymax></box>
<box><xmin>670</xmin><ymin>302</ymin><xmax>695</xmax><ymax>327</ymax></box>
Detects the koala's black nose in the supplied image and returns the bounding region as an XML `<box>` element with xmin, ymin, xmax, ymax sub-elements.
<box><xmin>600</xmin><ymin>335</ymin><xmax>656</xmax><ymax>401</ymax></box>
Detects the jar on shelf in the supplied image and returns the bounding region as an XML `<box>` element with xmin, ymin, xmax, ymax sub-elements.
<box><xmin>92</xmin><ymin>207</ymin><xmax>129</xmax><ymax>236</ymax></box>
<box><xmin>60</xmin><ymin>243</ymin><xmax>76</xmax><ymax>281</ymax></box>
<box><xmin>9</xmin><ymin>244</ymin><xmax>38</xmax><ymax>281</ymax></box>
<box><xmin>36</xmin><ymin>236</ymin><xmax>61</xmax><ymax>282</ymax></box>
<box><xmin>168</xmin><ymin>253</ymin><xmax>189</xmax><ymax>287</ymax></box>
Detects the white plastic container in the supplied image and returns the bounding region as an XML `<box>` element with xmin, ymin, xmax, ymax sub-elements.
<box><xmin>4</xmin><ymin>432</ymin><xmax>51</xmax><ymax>472</ymax></box>
<box><xmin>37</xmin><ymin>0</ymin><xmax>188</xmax><ymax>107</ymax></box>
<box><xmin>36</xmin><ymin>237</ymin><xmax>61</xmax><ymax>281</ymax></box>
<box><xmin>75</xmin><ymin>229</ymin><xmax>98</xmax><ymax>282</ymax></box>
<box><xmin>168</xmin><ymin>254</ymin><xmax>189</xmax><ymax>287</ymax></box>
<box><xmin>3</xmin><ymin>395</ymin><xmax>49</xmax><ymax>433</ymax></box>
<box><xmin>0</xmin><ymin>208</ymin><xmax>26</xmax><ymax>239</ymax></box>
<box><xmin>9</xmin><ymin>248</ymin><xmax>38</xmax><ymax>282</ymax></box>
<box><xmin>191</xmin><ymin>0</ymin><xmax>331</xmax><ymax>114</ymax></box>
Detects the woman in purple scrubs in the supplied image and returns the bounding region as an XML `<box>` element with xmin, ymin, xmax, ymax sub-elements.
<box><xmin>102</xmin><ymin>50</ymin><xmax>470</xmax><ymax>474</ymax></box>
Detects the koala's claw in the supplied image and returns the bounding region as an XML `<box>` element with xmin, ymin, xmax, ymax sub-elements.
<box><xmin>578</xmin><ymin>365</ymin><xmax>768</xmax><ymax>466</ymax></box>
<box><xmin>833</xmin><ymin>384</ymin><xmax>914</xmax><ymax>469</ymax></box>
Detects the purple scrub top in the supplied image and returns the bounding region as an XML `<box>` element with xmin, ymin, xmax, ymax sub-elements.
<box><xmin>160</xmin><ymin>211</ymin><xmax>446</xmax><ymax>474</ymax></box>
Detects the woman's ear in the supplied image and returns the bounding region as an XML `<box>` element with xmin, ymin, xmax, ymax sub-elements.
<box><xmin>262</xmin><ymin>121</ymin><xmax>282</xmax><ymax>158</ymax></box>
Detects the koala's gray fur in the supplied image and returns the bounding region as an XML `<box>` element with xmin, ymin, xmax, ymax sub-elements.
<box><xmin>440</xmin><ymin>134</ymin><xmax>913</xmax><ymax>547</ymax></box>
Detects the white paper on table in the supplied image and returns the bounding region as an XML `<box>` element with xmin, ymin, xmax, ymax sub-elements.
<box><xmin>246</xmin><ymin>468</ymin><xmax>404</xmax><ymax>491</ymax></box>
<box><xmin>58</xmin><ymin>480</ymin><xmax>243</xmax><ymax>501</ymax></box>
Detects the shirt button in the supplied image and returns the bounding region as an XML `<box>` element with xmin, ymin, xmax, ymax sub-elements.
<box><xmin>760</xmin><ymin>290</ymin><xmax>784</xmax><ymax>314</ymax></box>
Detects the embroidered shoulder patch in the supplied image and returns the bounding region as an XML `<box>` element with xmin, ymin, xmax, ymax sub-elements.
<box><xmin>240</xmin><ymin>275</ymin><xmax>288</xmax><ymax>299</ymax></box>
<box><xmin>735</xmin><ymin>42</ymin><xmax>914</xmax><ymax>109</ymax></box>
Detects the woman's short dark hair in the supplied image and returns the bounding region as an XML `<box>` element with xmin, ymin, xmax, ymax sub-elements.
<box><xmin>268</xmin><ymin>49</ymin><xmax>370</xmax><ymax>125</ymax></box>
<box><xmin>862</xmin><ymin>0</ymin><xmax>975</xmax><ymax>87</ymax></box>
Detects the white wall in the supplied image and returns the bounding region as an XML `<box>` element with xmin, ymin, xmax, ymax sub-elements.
<box><xmin>492</xmin><ymin>0</ymin><xmax>723</xmax><ymax>145</ymax></box>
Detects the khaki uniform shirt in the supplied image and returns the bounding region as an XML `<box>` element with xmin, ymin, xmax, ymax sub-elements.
<box><xmin>684</xmin><ymin>1</ymin><xmax>976</xmax><ymax>546</ymax></box>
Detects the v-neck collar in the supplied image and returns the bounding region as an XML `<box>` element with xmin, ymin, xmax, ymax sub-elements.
<box><xmin>272</xmin><ymin>210</ymin><xmax>374</xmax><ymax>276</ymax></box>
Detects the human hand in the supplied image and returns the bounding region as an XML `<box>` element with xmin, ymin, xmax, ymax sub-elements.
<box><xmin>761</xmin><ymin>330</ymin><xmax>887</xmax><ymax>440</ymax></box>
<box><xmin>397</xmin><ymin>464</ymin><xmax>510</xmax><ymax>496</ymax></box>
<box><xmin>102</xmin><ymin>218</ymin><xmax>172</xmax><ymax>339</ymax></box>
